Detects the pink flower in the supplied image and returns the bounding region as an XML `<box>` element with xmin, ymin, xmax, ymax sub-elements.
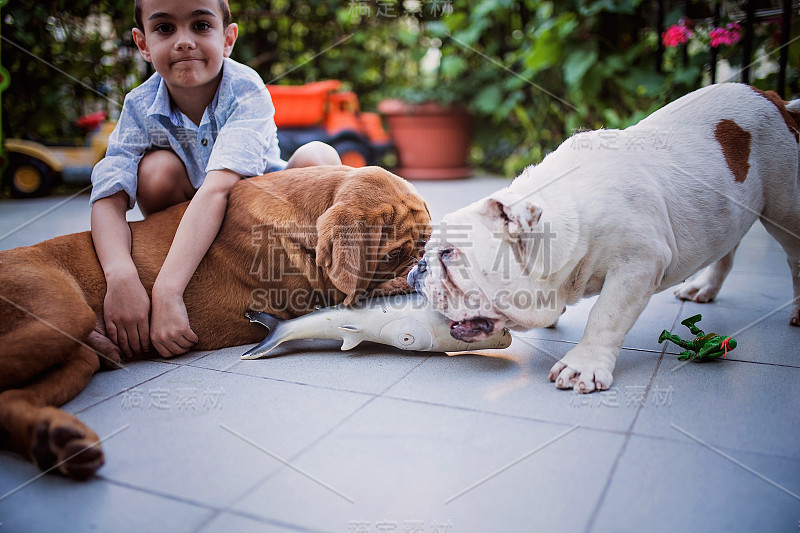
<box><xmin>709</xmin><ymin>28</ymin><xmax>727</xmax><ymax>47</ymax></box>
<box><xmin>726</xmin><ymin>22</ymin><xmax>742</xmax><ymax>43</ymax></box>
<box><xmin>710</xmin><ymin>22</ymin><xmax>742</xmax><ymax>47</ymax></box>
<box><xmin>662</xmin><ymin>22</ymin><xmax>693</xmax><ymax>47</ymax></box>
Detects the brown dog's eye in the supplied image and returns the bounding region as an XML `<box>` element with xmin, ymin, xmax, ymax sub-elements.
<box><xmin>385</xmin><ymin>249</ymin><xmax>402</xmax><ymax>261</ymax></box>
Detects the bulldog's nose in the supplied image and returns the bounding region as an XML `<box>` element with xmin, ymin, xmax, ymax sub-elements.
<box><xmin>407</xmin><ymin>258</ymin><xmax>427</xmax><ymax>289</ymax></box>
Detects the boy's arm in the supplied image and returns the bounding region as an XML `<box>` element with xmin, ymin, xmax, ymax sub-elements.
<box><xmin>206</xmin><ymin>70</ymin><xmax>285</xmax><ymax>178</ymax></box>
<box><xmin>150</xmin><ymin>169</ymin><xmax>241</xmax><ymax>357</ymax></box>
<box><xmin>91</xmin><ymin>191</ymin><xmax>151</xmax><ymax>357</ymax></box>
<box><xmin>90</xmin><ymin>92</ymin><xmax>150</xmax><ymax>209</ymax></box>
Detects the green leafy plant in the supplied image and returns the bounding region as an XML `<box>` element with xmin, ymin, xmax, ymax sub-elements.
<box><xmin>3</xmin><ymin>1</ymin><xmax>797</xmax><ymax>177</ymax></box>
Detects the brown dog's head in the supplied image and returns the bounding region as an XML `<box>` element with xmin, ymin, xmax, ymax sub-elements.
<box><xmin>315</xmin><ymin>167</ymin><xmax>432</xmax><ymax>305</ymax></box>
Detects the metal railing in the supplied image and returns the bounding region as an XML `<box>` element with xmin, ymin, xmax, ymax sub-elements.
<box><xmin>657</xmin><ymin>0</ymin><xmax>798</xmax><ymax>97</ymax></box>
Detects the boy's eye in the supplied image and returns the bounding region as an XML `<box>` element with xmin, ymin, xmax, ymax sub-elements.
<box><xmin>193</xmin><ymin>21</ymin><xmax>212</xmax><ymax>31</ymax></box>
<box><xmin>153</xmin><ymin>23</ymin><xmax>174</xmax><ymax>34</ymax></box>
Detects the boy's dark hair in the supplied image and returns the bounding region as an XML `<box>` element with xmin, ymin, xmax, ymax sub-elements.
<box><xmin>134</xmin><ymin>0</ymin><xmax>231</xmax><ymax>30</ymax></box>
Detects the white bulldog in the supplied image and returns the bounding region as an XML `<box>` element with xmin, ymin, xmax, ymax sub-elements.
<box><xmin>408</xmin><ymin>83</ymin><xmax>800</xmax><ymax>393</ymax></box>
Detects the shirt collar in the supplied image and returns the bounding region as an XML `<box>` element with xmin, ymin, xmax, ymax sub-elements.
<box><xmin>145</xmin><ymin>65</ymin><xmax>225</xmax><ymax>127</ymax></box>
<box><xmin>147</xmin><ymin>75</ymin><xmax>173</xmax><ymax>119</ymax></box>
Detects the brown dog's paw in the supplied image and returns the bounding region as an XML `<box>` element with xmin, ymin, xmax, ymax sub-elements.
<box><xmin>87</xmin><ymin>331</ymin><xmax>124</xmax><ymax>369</ymax></box>
<box><xmin>31</xmin><ymin>409</ymin><xmax>105</xmax><ymax>480</ymax></box>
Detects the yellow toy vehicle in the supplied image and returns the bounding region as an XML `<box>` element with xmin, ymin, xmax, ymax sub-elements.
<box><xmin>2</xmin><ymin>111</ymin><xmax>114</xmax><ymax>198</ymax></box>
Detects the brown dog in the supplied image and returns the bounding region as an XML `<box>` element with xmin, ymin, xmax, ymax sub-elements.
<box><xmin>0</xmin><ymin>165</ymin><xmax>431</xmax><ymax>479</ymax></box>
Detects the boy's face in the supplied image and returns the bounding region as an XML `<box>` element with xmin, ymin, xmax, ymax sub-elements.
<box><xmin>132</xmin><ymin>0</ymin><xmax>237</xmax><ymax>91</ymax></box>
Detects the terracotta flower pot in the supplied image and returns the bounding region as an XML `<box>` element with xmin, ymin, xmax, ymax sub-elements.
<box><xmin>377</xmin><ymin>99</ymin><xmax>473</xmax><ymax>180</ymax></box>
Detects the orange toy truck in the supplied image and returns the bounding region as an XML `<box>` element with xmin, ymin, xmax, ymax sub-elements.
<box><xmin>268</xmin><ymin>80</ymin><xmax>392</xmax><ymax>168</ymax></box>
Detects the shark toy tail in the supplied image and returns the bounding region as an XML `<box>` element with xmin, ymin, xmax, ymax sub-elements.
<box><xmin>241</xmin><ymin>311</ymin><xmax>288</xmax><ymax>359</ymax></box>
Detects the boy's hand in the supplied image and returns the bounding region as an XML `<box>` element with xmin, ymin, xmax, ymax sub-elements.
<box><xmin>104</xmin><ymin>270</ymin><xmax>151</xmax><ymax>358</ymax></box>
<box><xmin>92</xmin><ymin>191</ymin><xmax>153</xmax><ymax>357</ymax></box>
<box><xmin>150</xmin><ymin>287</ymin><xmax>198</xmax><ymax>358</ymax></box>
<box><xmin>147</xmin><ymin>169</ymin><xmax>240</xmax><ymax>358</ymax></box>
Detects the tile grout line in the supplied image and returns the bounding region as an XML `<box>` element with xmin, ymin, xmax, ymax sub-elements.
<box><xmin>71</xmin><ymin>363</ymin><xmax>183</xmax><ymax>415</ymax></box>
<box><xmin>382</xmin><ymin>380</ymin><xmax>800</xmax><ymax>460</ymax></box>
<box><xmin>517</xmin><ymin>334</ymin><xmax>687</xmax><ymax>357</ymax></box>
<box><xmin>610</xmin><ymin>429</ymin><xmax>800</xmax><ymax>463</ymax></box>
<box><xmin>381</xmin><ymin>392</ymin><xmax>617</xmax><ymax>432</ymax></box>
<box><xmin>183</xmin><ymin>360</ymin><xmax>380</xmax><ymax>397</ymax></box>
<box><xmin>177</xmin><ymin>345</ymin><xmax>795</xmax><ymax>442</ymax></box>
<box><xmin>235</xmin><ymin>341</ymin><xmax>677</xmax><ymax>432</ymax></box>
<box><xmin>206</xmin><ymin>354</ymin><xmax>434</xmax><ymax>525</ymax></box>
<box><xmin>581</xmin><ymin>302</ymin><xmax>683</xmax><ymax>533</ymax></box>
<box><xmin>94</xmin><ymin>476</ymin><xmax>330</xmax><ymax>533</ymax></box>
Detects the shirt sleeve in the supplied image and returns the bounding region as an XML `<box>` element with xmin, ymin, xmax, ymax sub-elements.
<box><xmin>205</xmin><ymin>81</ymin><xmax>286</xmax><ymax>177</ymax></box>
<box><xmin>89</xmin><ymin>94</ymin><xmax>149</xmax><ymax>209</ymax></box>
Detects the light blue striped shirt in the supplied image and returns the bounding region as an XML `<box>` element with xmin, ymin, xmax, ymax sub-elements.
<box><xmin>90</xmin><ymin>58</ymin><xmax>285</xmax><ymax>208</ymax></box>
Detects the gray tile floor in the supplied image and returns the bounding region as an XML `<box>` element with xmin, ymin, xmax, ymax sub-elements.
<box><xmin>1</xmin><ymin>176</ymin><xmax>799</xmax><ymax>533</ymax></box>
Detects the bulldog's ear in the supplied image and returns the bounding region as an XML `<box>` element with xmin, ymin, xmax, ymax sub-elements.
<box><xmin>316</xmin><ymin>203</ymin><xmax>391</xmax><ymax>306</ymax></box>
<box><xmin>485</xmin><ymin>189</ymin><xmax>542</xmax><ymax>235</ymax></box>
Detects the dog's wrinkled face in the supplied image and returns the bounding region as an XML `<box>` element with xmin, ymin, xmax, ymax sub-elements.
<box><xmin>316</xmin><ymin>173</ymin><xmax>432</xmax><ymax>305</ymax></box>
<box><xmin>364</xmin><ymin>198</ymin><xmax>432</xmax><ymax>296</ymax></box>
<box><xmin>409</xmin><ymin>187</ymin><xmax>571</xmax><ymax>342</ymax></box>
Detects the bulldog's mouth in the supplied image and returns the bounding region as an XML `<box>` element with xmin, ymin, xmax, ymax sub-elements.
<box><xmin>449</xmin><ymin>317</ymin><xmax>497</xmax><ymax>342</ymax></box>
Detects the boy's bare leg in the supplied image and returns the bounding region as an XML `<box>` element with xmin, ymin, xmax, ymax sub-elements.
<box><xmin>286</xmin><ymin>141</ymin><xmax>341</xmax><ymax>168</ymax></box>
<box><xmin>137</xmin><ymin>150</ymin><xmax>196</xmax><ymax>216</ymax></box>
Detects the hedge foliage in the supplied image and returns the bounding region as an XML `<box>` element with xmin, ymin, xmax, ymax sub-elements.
<box><xmin>2</xmin><ymin>0</ymin><xmax>797</xmax><ymax>175</ymax></box>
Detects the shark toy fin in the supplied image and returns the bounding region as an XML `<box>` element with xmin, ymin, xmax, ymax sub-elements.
<box><xmin>338</xmin><ymin>325</ymin><xmax>363</xmax><ymax>351</ymax></box>
<box><xmin>245</xmin><ymin>310</ymin><xmax>281</xmax><ymax>330</ymax></box>
<box><xmin>241</xmin><ymin>311</ymin><xmax>286</xmax><ymax>360</ymax></box>
<box><xmin>340</xmin><ymin>334</ymin><xmax>363</xmax><ymax>351</ymax></box>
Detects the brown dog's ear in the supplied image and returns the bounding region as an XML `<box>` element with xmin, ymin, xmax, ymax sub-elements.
<box><xmin>316</xmin><ymin>203</ymin><xmax>391</xmax><ymax>305</ymax></box>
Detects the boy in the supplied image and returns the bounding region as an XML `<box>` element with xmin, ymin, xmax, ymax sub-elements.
<box><xmin>91</xmin><ymin>0</ymin><xmax>340</xmax><ymax>359</ymax></box>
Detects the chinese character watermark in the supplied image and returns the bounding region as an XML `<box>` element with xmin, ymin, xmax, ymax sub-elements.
<box><xmin>348</xmin><ymin>519</ymin><xmax>453</xmax><ymax>533</ymax></box>
<box><xmin>571</xmin><ymin>385</ymin><xmax>674</xmax><ymax>408</ymax></box>
<box><xmin>348</xmin><ymin>0</ymin><xmax>454</xmax><ymax>18</ymax></box>
<box><xmin>569</xmin><ymin>129</ymin><xmax>673</xmax><ymax>151</ymax></box>
<box><xmin>121</xmin><ymin>386</ymin><xmax>225</xmax><ymax>411</ymax></box>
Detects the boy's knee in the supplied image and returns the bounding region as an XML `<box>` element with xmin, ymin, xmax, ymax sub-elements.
<box><xmin>137</xmin><ymin>150</ymin><xmax>193</xmax><ymax>215</ymax></box>
<box><xmin>138</xmin><ymin>151</ymin><xmax>186</xmax><ymax>194</ymax></box>
<box><xmin>287</xmin><ymin>141</ymin><xmax>341</xmax><ymax>168</ymax></box>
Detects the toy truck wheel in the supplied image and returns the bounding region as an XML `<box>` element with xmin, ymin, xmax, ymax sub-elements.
<box><xmin>5</xmin><ymin>155</ymin><xmax>56</xmax><ymax>198</ymax></box>
<box><xmin>332</xmin><ymin>140</ymin><xmax>372</xmax><ymax>168</ymax></box>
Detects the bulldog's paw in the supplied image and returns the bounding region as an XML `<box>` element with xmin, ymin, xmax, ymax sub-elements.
<box><xmin>548</xmin><ymin>348</ymin><xmax>615</xmax><ymax>394</ymax></box>
<box><xmin>31</xmin><ymin>408</ymin><xmax>105</xmax><ymax>480</ymax></box>
<box><xmin>790</xmin><ymin>304</ymin><xmax>800</xmax><ymax>327</ymax></box>
<box><xmin>546</xmin><ymin>306</ymin><xmax>567</xmax><ymax>329</ymax></box>
<box><xmin>673</xmin><ymin>278</ymin><xmax>719</xmax><ymax>303</ymax></box>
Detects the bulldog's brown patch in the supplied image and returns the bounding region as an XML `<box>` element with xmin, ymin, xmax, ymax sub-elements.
<box><xmin>752</xmin><ymin>87</ymin><xmax>800</xmax><ymax>142</ymax></box>
<box><xmin>715</xmin><ymin>119</ymin><xmax>751</xmax><ymax>183</ymax></box>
